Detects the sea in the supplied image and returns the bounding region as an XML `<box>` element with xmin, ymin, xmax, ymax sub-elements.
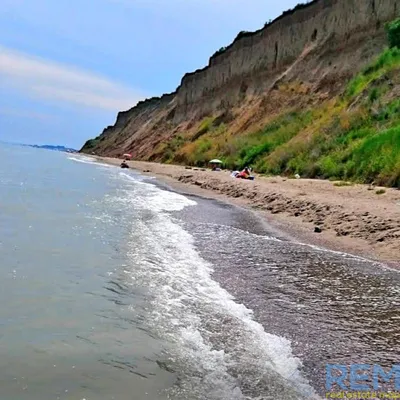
<box><xmin>0</xmin><ymin>143</ymin><xmax>399</xmax><ymax>400</ymax></box>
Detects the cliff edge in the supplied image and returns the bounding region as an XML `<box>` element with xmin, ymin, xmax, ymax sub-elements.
<box><xmin>81</xmin><ymin>0</ymin><xmax>399</xmax><ymax>185</ymax></box>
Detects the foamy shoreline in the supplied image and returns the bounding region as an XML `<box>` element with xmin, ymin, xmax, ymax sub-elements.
<box><xmin>94</xmin><ymin>156</ymin><xmax>400</xmax><ymax>268</ymax></box>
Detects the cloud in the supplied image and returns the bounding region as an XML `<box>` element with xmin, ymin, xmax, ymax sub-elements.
<box><xmin>0</xmin><ymin>46</ymin><xmax>146</xmax><ymax>111</ymax></box>
<box><xmin>0</xmin><ymin>108</ymin><xmax>55</xmax><ymax>121</ymax></box>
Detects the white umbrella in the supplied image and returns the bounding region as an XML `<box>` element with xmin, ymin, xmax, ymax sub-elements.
<box><xmin>209</xmin><ymin>159</ymin><xmax>223</xmax><ymax>164</ymax></box>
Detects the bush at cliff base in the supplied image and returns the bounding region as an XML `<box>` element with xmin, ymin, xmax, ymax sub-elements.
<box><xmin>386</xmin><ymin>18</ymin><xmax>400</xmax><ymax>48</ymax></box>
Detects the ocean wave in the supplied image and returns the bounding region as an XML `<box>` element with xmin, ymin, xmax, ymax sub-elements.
<box><xmin>67</xmin><ymin>155</ymin><xmax>114</xmax><ymax>168</ymax></box>
<box><xmin>105</xmin><ymin>176</ymin><xmax>318</xmax><ymax>399</ymax></box>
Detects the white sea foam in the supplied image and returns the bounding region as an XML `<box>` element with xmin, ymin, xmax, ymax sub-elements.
<box><xmin>110</xmin><ymin>172</ymin><xmax>319</xmax><ymax>399</ymax></box>
<box><xmin>118</xmin><ymin>171</ymin><xmax>197</xmax><ymax>211</ymax></box>
<box><xmin>67</xmin><ymin>155</ymin><xmax>113</xmax><ymax>168</ymax></box>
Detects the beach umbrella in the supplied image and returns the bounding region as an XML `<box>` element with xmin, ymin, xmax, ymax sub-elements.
<box><xmin>209</xmin><ymin>159</ymin><xmax>223</xmax><ymax>164</ymax></box>
<box><xmin>123</xmin><ymin>153</ymin><xmax>132</xmax><ymax>159</ymax></box>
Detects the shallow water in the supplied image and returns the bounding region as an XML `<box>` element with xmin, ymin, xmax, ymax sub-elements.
<box><xmin>179</xmin><ymin>201</ymin><xmax>400</xmax><ymax>393</ymax></box>
<box><xmin>0</xmin><ymin>144</ymin><xmax>398</xmax><ymax>399</ymax></box>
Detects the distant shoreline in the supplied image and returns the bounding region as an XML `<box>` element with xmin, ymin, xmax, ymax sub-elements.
<box><xmin>23</xmin><ymin>144</ymin><xmax>78</xmax><ymax>153</ymax></box>
<box><xmin>96</xmin><ymin>156</ymin><xmax>400</xmax><ymax>269</ymax></box>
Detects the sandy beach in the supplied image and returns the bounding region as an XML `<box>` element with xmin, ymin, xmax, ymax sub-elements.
<box><xmin>100</xmin><ymin>157</ymin><xmax>400</xmax><ymax>268</ymax></box>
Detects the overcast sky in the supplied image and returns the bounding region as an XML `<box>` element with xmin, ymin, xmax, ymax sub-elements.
<box><xmin>0</xmin><ymin>0</ymin><xmax>301</xmax><ymax>148</ymax></box>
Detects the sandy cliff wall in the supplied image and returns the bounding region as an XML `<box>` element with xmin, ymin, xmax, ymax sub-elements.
<box><xmin>81</xmin><ymin>0</ymin><xmax>399</xmax><ymax>158</ymax></box>
<box><xmin>175</xmin><ymin>0</ymin><xmax>398</xmax><ymax>119</ymax></box>
<box><xmin>88</xmin><ymin>93</ymin><xmax>176</xmax><ymax>156</ymax></box>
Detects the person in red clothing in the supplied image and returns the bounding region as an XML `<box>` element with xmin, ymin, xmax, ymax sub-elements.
<box><xmin>237</xmin><ymin>167</ymin><xmax>251</xmax><ymax>179</ymax></box>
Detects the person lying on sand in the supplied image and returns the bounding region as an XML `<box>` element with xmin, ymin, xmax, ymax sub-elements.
<box><xmin>231</xmin><ymin>167</ymin><xmax>255</xmax><ymax>180</ymax></box>
<box><xmin>236</xmin><ymin>167</ymin><xmax>252</xmax><ymax>179</ymax></box>
<box><xmin>238</xmin><ymin>167</ymin><xmax>250</xmax><ymax>179</ymax></box>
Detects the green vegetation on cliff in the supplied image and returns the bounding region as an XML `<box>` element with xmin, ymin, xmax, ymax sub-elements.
<box><xmin>172</xmin><ymin>21</ymin><xmax>400</xmax><ymax>187</ymax></box>
<box><xmin>82</xmin><ymin>17</ymin><xmax>400</xmax><ymax>188</ymax></box>
<box><xmin>386</xmin><ymin>17</ymin><xmax>400</xmax><ymax>48</ymax></box>
<box><xmin>82</xmin><ymin>136</ymin><xmax>102</xmax><ymax>150</ymax></box>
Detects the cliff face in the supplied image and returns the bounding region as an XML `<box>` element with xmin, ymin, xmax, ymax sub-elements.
<box><xmin>175</xmin><ymin>0</ymin><xmax>396</xmax><ymax>117</ymax></box>
<box><xmin>86</xmin><ymin>93</ymin><xmax>176</xmax><ymax>157</ymax></box>
<box><xmin>81</xmin><ymin>0</ymin><xmax>399</xmax><ymax>159</ymax></box>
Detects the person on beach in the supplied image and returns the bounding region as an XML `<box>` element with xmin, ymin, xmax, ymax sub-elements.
<box><xmin>237</xmin><ymin>167</ymin><xmax>251</xmax><ymax>179</ymax></box>
<box><xmin>235</xmin><ymin>167</ymin><xmax>255</xmax><ymax>180</ymax></box>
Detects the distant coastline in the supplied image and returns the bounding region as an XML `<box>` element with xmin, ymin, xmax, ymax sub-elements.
<box><xmin>20</xmin><ymin>143</ymin><xmax>78</xmax><ymax>153</ymax></box>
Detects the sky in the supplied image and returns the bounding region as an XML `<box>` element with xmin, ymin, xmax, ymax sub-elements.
<box><xmin>0</xmin><ymin>0</ymin><xmax>300</xmax><ymax>149</ymax></box>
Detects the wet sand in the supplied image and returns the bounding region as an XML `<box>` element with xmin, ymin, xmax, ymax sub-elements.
<box><xmin>98</xmin><ymin>157</ymin><xmax>400</xmax><ymax>268</ymax></box>
<box><xmin>175</xmin><ymin>193</ymin><xmax>400</xmax><ymax>396</ymax></box>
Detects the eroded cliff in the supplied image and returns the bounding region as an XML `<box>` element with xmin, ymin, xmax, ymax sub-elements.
<box><xmin>81</xmin><ymin>0</ymin><xmax>399</xmax><ymax>182</ymax></box>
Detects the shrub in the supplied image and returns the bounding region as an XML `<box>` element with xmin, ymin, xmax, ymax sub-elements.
<box><xmin>334</xmin><ymin>181</ymin><xmax>354</xmax><ymax>187</ymax></box>
<box><xmin>241</xmin><ymin>143</ymin><xmax>272</xmax><ymax>167</ymax></box>
<box><xmin>373</xmin><ymin>98</ymin><xmax>400</xmax><ymax>122</ymax></box>
<box><xmin>160</xmin><ymin>135</ymin><xmax>186</xmax><ymax>163</ymax></box>
<box><xmin>82</xmin><ymin>137</ymin><xmax>100</xmax><ymax>149</ymax></box>
<box><xmin>369</xmin><ymin>87</ymin><xmax>379</xmax><ymax>102</ymax></box>
<box><xmin>386</xmin><ymin>18</ymin><xmax>400</xmax><ymax>49</ymax></box>
<box><xmin>280</xmin><ymin>1</ymin><xmax>313</xmax><ymax>19</ymax></box>
<box><xmin>235</xmin><ymin>31</ymin><xmax>251</xmax><ymax>41</ymax></box>
<box><xmin>318</xmin><ymin>156</ymin><xmax>343</xmax><ymax>179</ymax></box>
<box><xmin>197</xmin><ymin>139</ymin><xmax>212</xmax><ymax>153</ymax></box>
<box><xmin>212</xmin><ymin>47</ymin><xmax>227</xmax><ymax>58</ymax></box>
<box><xmin>264</xmin><ymin>19</ymin><xmax>273</xmax><ymax>27</ymax></box>
<box><xmin>344</xmin><ymin>126</ymin><xmax>400</xmax><ymax>184</ymax></box>
<box><xmin>162</xmin><ymin>148</ymin><xmax>174</xmax><ymax>163</ymax></box>
<box><xmin>198</xmin><ymin>117</ymin><xmax>214</xmax><ymax>133</ymax></box>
